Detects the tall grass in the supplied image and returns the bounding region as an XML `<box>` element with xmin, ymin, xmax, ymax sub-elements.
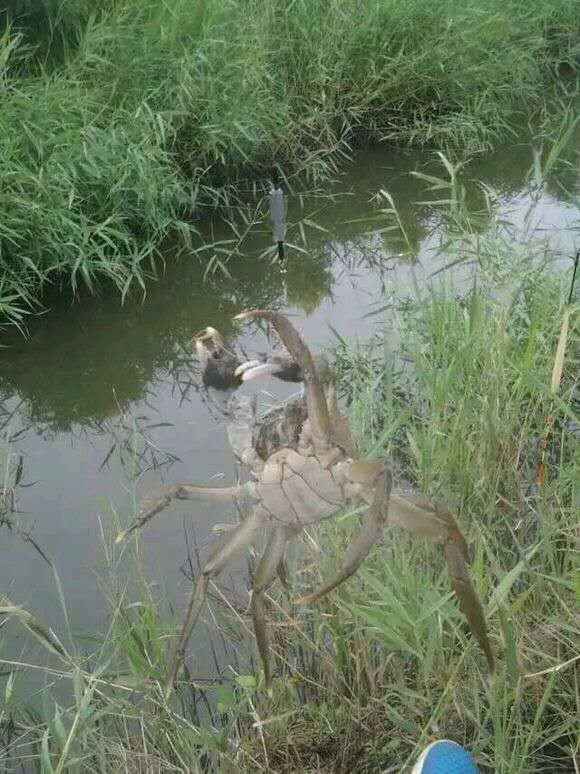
<box><xmin>1</xmin><ymin>0</ymin><xmax>580</xmax><ymax>326</ymax></box>
<box><xmin>0</xmin><ymin>1</ymin><xmax>113</xmax><ymax>69</ymax></box>
<box><xmin>1</xmin><ymin>238</ymin><xmax>577</xmax><ymax>771</ymax></box>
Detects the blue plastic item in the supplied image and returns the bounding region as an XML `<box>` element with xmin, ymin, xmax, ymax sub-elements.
<box><xmin>412</xmin><ymin>740</ymin><xmax>478</xmax><ymax>773</ymax></box>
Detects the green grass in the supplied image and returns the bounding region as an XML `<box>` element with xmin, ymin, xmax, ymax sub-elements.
<box><xmin>1</xmin><ymin>238</ymin><xmax>578</xmax><ymax>771</ymax></box>
<box><xmin>1</xmin><ymin>0</ymin><xmax>580</xmax><ymax>326</ymax></box>
<box><xmin>239</xmin><ymin>257</ymin><xmax>578</xmax><ymax>772</ymax></box>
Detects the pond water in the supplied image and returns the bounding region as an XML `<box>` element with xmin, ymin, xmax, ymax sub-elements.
<box><xmin>1</xmin><ymin>130</ymin><xmax>579</xmax><ymax>699</ymax></box>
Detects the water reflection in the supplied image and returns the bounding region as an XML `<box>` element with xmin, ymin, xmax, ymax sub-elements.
<box><xmin>0</xmin><ymin>259</ymin><xmax>282</xmax><ymax>432</ymax></box>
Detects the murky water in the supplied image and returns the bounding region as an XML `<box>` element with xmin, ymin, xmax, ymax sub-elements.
<box><xmin>1</xmin><ymin>133</ymin><xmax>579</xmax><ymax>697</ymax></box>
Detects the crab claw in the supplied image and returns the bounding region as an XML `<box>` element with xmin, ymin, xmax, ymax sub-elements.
<box><xmin>193</xmin><ymin>326</ymin><xmax>243</xmax><ymax>390</ymax></box>
<box><xmin>389</xmin><ymin>494</ymin><xmax>495</xmax><ymax>674</ymax></box>
<box><xmin>234</xmin><ymin>310</ymin><xmax>332</xmax><ymax>448</ymax></box>
<box><xmin>193</xmin><ymin>326</ymin><xmax>224</xmax><ymax>346</ymax></box>
<box><xmin>234</xmin><ymin>359</ymin><xmax>263</xmax><ymax>379</ymax></box>
<box><xmin>193</xmin><ymin>327</ymin><xmax>224</xmax><ymax>368</ymax></box>
<box><xmin>236</xmin><ymin>355</ymin><xmax>304</xmax><ymax>383</ymax></box>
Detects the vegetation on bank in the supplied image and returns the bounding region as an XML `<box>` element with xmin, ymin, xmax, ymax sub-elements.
<box><xmin>1</xmin><ymin>238</ymin><xmax>578</xmax><ymax>771</ymax></box>
<box><xmin>1</xmin><ymin>0</ymin><xmax>580</xmax><ymax>326</ymax></box>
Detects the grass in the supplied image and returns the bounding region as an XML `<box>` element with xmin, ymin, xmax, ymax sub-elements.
<box><xmin>1</xmin><ymin>0</ymin><xmax>580</xmax><ymax>326</ymax></box>
<box><xmin>1</xmin><ymin>232</ymin><xmax>578</xmax><ymax>771</ymax></box>
<box><xmin>240</xmin><ymin>255</ymin><xmax>578</xmax><ymax>772</ymax></box>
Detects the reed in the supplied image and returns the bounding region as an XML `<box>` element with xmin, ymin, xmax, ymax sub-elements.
<box><xmin>1</xmin><ymin>0</ymin><xmax>579</xmax><ymax>326</ymax></box>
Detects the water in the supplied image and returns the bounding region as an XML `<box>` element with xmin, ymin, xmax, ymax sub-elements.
<box><xmin>1</xmin><ymin>135</ymin><xmax>578</xmax><ymax>697</ymax></box>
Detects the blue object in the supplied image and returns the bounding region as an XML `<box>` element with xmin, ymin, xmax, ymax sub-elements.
<box><xmin>412</xmin><ymin>740</ymin><xmax>478</xmax><ymax>773</ymax></box>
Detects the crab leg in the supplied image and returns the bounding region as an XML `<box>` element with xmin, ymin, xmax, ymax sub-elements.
<box><xmin>239</xmin><ymin>362</ymin><xmax>289</xmax><ymax>382</ymax></box>
<box><xmin>165</xmin><ymin>508</ymin><xmax>264</xmax><ymax>697</ymax></box>
<box><xmin>443</xmin><ymin>534</ymin><xmax>495</xmax><ymax>673</ymax></box>
<box><xmin>326</xmin><ymin>382</ymin><xmax>358</xmax><ymax>457</ymax></box>
<box><xmin>251</xmin><ymin>525</ymin><xmax>294</xmax><ymax>688</ymax></box>
<box><xmin>235</xmin><ymin>310</ymin><xmax>332</xmax><ymax>450</ymax></box>
<box><xmin>116</xmin><ymin>482</ymin><xmax>257</xmax><ymax>542</ymax></box>
<box><xmin>388</xmin><ymin>495</ymin><xmax>495</xmax><ymax>673</ymax></box>
<box><xmin>298</xmin><ymin>462</ymin><xmax>393</xmax><ymax>604</ymax></box>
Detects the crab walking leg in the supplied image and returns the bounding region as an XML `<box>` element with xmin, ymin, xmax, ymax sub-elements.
<box><xmin>165</xmin><ymin>509</ymin><xmax>264</xmax><ymax>698</ymax></box>
<box><xmin>388</xmin><ymin>495</ymin><xmax>495</xmax><ymax>673</ymax></box>
<box><xmin>211</xmin><ymin>511</ymin><xmax>288</xmax><ymax>589</ymax></box>
<box><xmin>297</xmin><ymin>462</ymin><xmax>393</xmax><ymax>605</ymax></box>
<box><xmin>443</xmin><ymin>538</ymin><xmax>496</xmax><ymax>673</ymax></box>
<box><xmin>276</xmin><ymin>558</ymin><xmax>290</xmax><ymax>592</ymax></box>
<box><xmin>227</xmin><ymin>395</ymin><xmax>265</xmax><ymax>472</ymax></box>
<box><xmin>116</xmin><ymin>482</ymin><xmax>257</xmax><ymax>542</ymax></box>
<box><xmin>237</xmin><ymin>363</ymin><xmax>282</xmax><ymax>382</ymax></box>
<box><xmin>251</xmin><ymin>525</ymin><xmax>294</xmax><ymax>688</ymax></box>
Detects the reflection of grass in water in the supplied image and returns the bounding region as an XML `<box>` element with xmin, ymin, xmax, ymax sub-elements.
<box><xmin>284</xmin><ymin>251</ymin><xmax>334</xmax><ymax>315</ymax></box>
<box><xmin>0</xmin><ymin>428</ymin><xmax>50</xmax><ymax>561</ymax></box>
<box><xmin>1</xmin><ymin>234</ymin><xmax>578</xmax><ymax>771</ymax></box>
<box><xmin>0</xmin><ymin>252</ymin><xmax>287</xmax><ymax>432</ymax></box>
<box><xmin>1</xmin><ymin>0</ymin><xmax>580</xmax><ymax>326</ymax></box>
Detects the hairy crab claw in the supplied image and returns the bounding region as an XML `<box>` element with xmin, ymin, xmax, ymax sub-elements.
<box><xmin>194</xmin><ymin>323</ymin><xmax>327</xmax><ymax>389</ymax></box>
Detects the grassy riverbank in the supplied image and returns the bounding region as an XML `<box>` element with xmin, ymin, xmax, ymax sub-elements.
<box><xmin>1</xmin><ymin>0</ymin><xmax>580</xmax><ymax>326</ymax></box>
<box><xmin>1</xmin><ymin>242</ymin><xmax>578</xmax><ymax>771</ymax></box>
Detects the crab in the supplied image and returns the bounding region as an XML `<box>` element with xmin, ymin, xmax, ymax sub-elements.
<box><xmin>118</xmin><ymin>310</ymin><xmax>495</xmax><ymax>696</ymax></box>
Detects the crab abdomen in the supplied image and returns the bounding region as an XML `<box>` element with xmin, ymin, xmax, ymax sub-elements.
<box><xmin>258</xmin><ymin>449</ymin><xmax>345</xmax><ymax>527</ymax></box>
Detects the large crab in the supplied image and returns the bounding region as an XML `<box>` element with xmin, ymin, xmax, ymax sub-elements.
<box><xmin>118</xmin><ymin>311</ymin><xmax>495</xmax><ymax>696</ymax></box>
